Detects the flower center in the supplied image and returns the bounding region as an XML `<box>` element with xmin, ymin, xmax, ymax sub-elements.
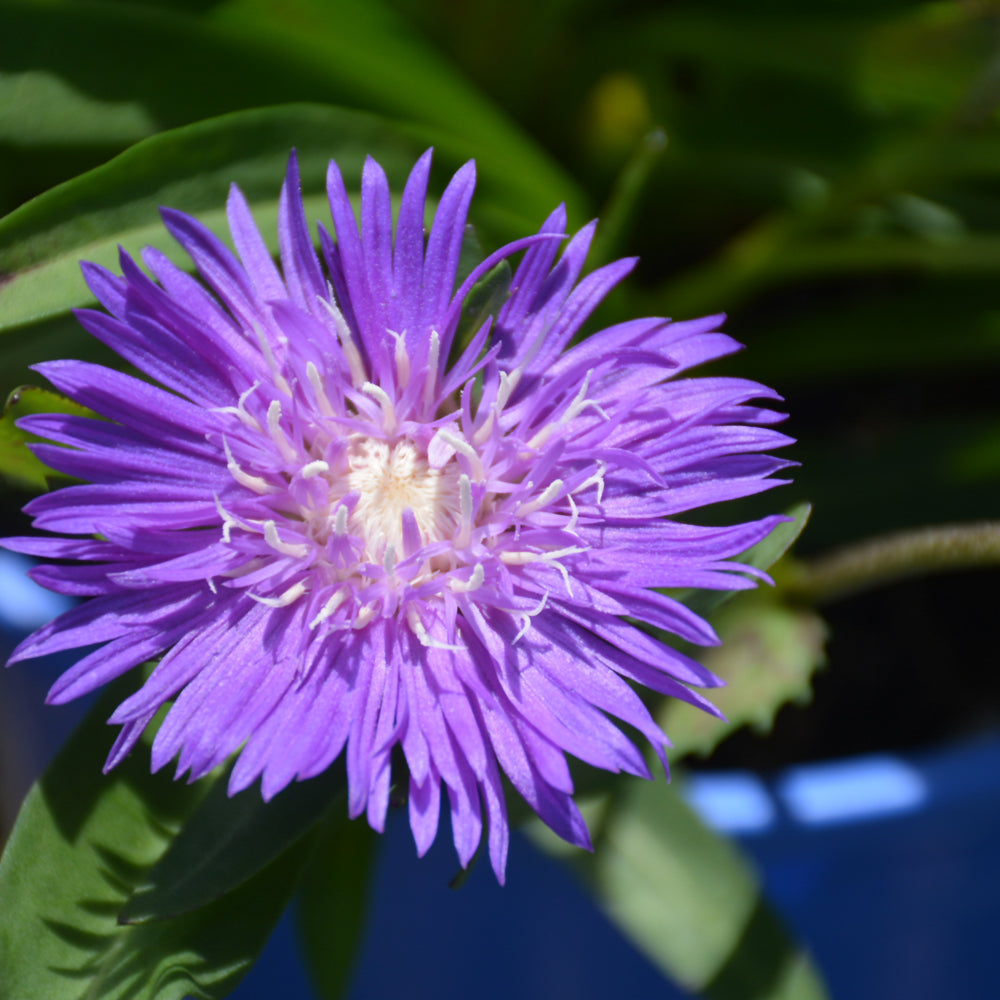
<box><xmin>345</xmin><ymin>436</ymin><xmax>462</xmax><ymax>561</ymax></box>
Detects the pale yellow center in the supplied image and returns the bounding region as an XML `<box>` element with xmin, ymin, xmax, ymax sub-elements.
<box><xmin>345</xmin><ymin>437</ymin><xmax>461</xmax><ymax>560</ymax></box>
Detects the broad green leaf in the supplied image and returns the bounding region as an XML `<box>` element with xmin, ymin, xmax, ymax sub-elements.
<box><xmin>661</xmin><ymin>590</ymin><xmax>828</xmax><ymax>760</ymax></box>
<box><xmin>0</xmin><ymin>681</ymin><xmax>312</xmax><ymax>1000</ymax></box>
<box><xmin>0</xmin><ymin>104</ymin><xmax>433</xmax><ymax>333</ymax></box>
<box><xmin>0</xmin><ymin>385</ymin><xmax>92</xmax><ymax>490</ymax></box>
<box><xmin>296</xmin><ymin>811</ymin><xmax>378</xmax><ymax>1000</ymax></box>
<box><xmin>0</xmin><ymin>0</ymin><xmax>583</xmax><ymax>224</ymax></box>
<box><xmin>528</xmin><ymin>779</ymin><xmax>828</xmax><ymax>1000</ymax></box>
<box><xmin>0</xmin><ymin>102</ymin><xmax>579</xmax><ymax>346</ymax></box>
<box><xmin>119</xmin><ymin>764</ymin><xmax>346</xmax><ymax>925</ymax></box>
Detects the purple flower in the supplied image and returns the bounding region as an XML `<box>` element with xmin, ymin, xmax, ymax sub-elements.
<box><xmin>5</xmin><ymin>151</ymin><xmax>792</xmax><ymax>881</ymax></box>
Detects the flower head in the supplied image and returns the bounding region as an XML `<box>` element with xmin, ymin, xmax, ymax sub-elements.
<box><xmin>6</xmin><ymin>151</ymin><xmax>792</xmax><ymax>880</ymax></box>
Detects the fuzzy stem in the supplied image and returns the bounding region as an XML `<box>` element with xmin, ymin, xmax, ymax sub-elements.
<box><xmin>786</xmin><ymin>521</ymin><xmax>1000</xmax><ymax>606</ymax></box>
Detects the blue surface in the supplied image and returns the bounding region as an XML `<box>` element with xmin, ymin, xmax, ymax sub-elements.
<box><xmin>226</xmin><ymin>732</ymin><xmax>1000</xmax><ymax>1000</ymax></box>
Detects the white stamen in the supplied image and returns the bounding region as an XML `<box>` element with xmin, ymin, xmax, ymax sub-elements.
<box><xmin>566</xmin><ymin>493</ymin><xmax>580</xmax><ymax>534</ymax></box>
<box><xmin>496</xmin><ymin>370</ymin><xmax>516</xmax><ymax>413</ymax></box>
<box><xmin>517</xmin><ymin>478</ymin><xmax>564</xmax><ymax>517</ymax></box>
<box><xmin>407</xmin><ymin>606</ymin><xmax>464</xmax><ymax>651</ymax></box>
<box><xmin>499</xmin><ymin>544</ymin><xmax>587</xmax><ymax>594</ymax></box>
<box><xmin>362</xmin><ymin>382</ymin><xmax>397</xmax><ymax>435</ymax></box>
<box><xmin>472</xmin><ymin>410</ymin><xmax>495</xmax><ymax>447</ymax></box>
<box><xmin>423</xmin><ymin>330</ymin><xmax>440</xmax><ymax>412</ymax></box>
<box><xmin>264</xmin><ymin>520</ymin><xmax>311</xmax><ymax>558</ymax></box>
<box><xmin>310</xmin><ymin>588</ymin><xmax>348</xmax><ymax>629</ymax></box>
<box><xmin>223</xmin><ymin>438</ymin><xmax>274</xmax><ymax>495</ymax></box>
<box><xmin>319</xmin><ymin>296</ymin><xmax>367</xmax><ymax>388</ymax></box>
<box><xmin>527</xmin><ymin>369</ymin><xmax>609</xmax><ymax>450</ymax></box>
<box><xmin>383</xmin><ymin>543</ymin><xmax>397</xmax><ymax>577</ymax></box>
<box><xmin>352</xmin><ymin>604</ymin><xmax>376</xmax><ymax>629</ymax></box>
<box><xmin>499</xmin><ymin>545</ymin><xmax>587</xmax><ymax>566</ymax></box>
<box><xmin>252</xmin><ymin>323</ymin><xmax>291</xmax><ymax>395</ymax></box>
<box><xmin>334</xmin><ymin>505</ymin><xmax>349</xmax><ymax>536</ymax></box>
<box><xmin>566</xmin><ymin>370</ymin><xmax>595</xmax><ymax>418</ymax></box>
<box><xmin>450</xmin><ymin>563</ymin><xmax>485</xmax><ymax>593</ymax></box>
<box><xmin>214</xmin><ymin>494</ymin><xmax>242</xmax><ymax>544</ymax></box>
<box><xmin>306</xmin><ymin>361</ymin><xmax>335</xmax><ymax>417</ymax></box>
<box><xmin>575</xmin><ymin>462</ymin><xmax>607</xmax><ymax>505</ymax></box>
<box><xmin>457</xmin><ymin>474</ymin><xmax>474</xmax><ymax>548</ymax></box>
<box><xmin>266</xmin><ymin>400</ymin><xmax>298</xmax><ymax>462</ymax></box>
<box><xmin>513</xmin><ymin>616</ymin><xmax>531</xmax><ymax>644</ymax></box>
<box><xmin>215</xmin><ymin>382</ymin><xmax>262</xmax><ymax>428</ymax></box>
<box><xmin>437</xmin><ymin>430</ymin><xmax>484</xmax><ymax>479</ymax></box>
<box><xmin>388</xmin><ymin>329</ymin><xmax>411</xmax><ymax>388</ymax></box>
<box><xmin>220</xmin><ymin>557</ymin><xmax>264</xmax><ymax>580</ymax></box>
<box><xmin>249</xmin><ymin>579</ymin><xmax>308</xmax><ymax>608</ymax></box>
<box><xmin>301</xmin><ymin>460</ymin><xmax>329</xmax><ymax>479</ymax></box>
<box><xmin>514</xmin><ymin>591</ymin><xmax>549</xmax><ymax>644</ymax></box>
<box><xmin>563</xmin><ymin>370</ymin><xmax>610</xmax><ymax>424</ymax></box>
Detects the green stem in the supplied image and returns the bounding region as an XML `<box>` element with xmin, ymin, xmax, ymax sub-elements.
<box><xmin>786</xmin><ymin>521</ymin><xmax>1000</xmax><ymax>606</ymax></box>
<box><xmin>593</xmin><ymin>127</ymin><xmax>668</xmax><ymax>266</ymax></box>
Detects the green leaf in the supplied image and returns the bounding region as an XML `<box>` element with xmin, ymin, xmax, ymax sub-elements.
<box><xmin>0</xmin><ymin>104</ymin><xmax>432</xmax><ymax>333</ymax></box>
<box><xmin>528</xmin><ymin>778</ymin><xmax>829</xmax><ymax>1000</ymax></box>
<box><xmin>661</xmin><ymin>591</ymin><xmax>828</xmax><ymax>760</ymax></box>
<box><xmin>0</xmin><ymin>384</ymin><xmax>92</xmax><ymax>490</ymax></box>
<box><xmin>119</xmin><ymin>764</ymin><xmax>347</xmax><ymax>925</ymax></box>
<box><xmin>0</xmin><ymin>683</ymin><xmax>309</xmax><ymax>1000</ymax></box>
<box><xmin>296</xmin><ymin>811</ymin><xmax>377</xmax><ymax>1000</ymax></box>
<box><xmin>733</xmin><ymin>501</ymin><xmax>813</xmax><ymax>576</ymax></box>
<box><xmin>0</xmin><ymin>100</ymin><xmax>578</xmax><ymax>351</ymax></box>
<box><xmin>0</xmin><ymin>0</ymin><xmax>583</xmax><ymax>225</ymax></box>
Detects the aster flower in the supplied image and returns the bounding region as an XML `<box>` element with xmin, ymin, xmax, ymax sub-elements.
<box><xmin>5</xmin><ymin>150</ymin><xmax>792</xmax><ymax>882</ymax></box>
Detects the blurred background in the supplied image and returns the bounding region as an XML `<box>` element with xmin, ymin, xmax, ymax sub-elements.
<box><xmin>2</xmin><ymin>0</ymin><xmax>1000</xmax><ymax>997</ymax></box>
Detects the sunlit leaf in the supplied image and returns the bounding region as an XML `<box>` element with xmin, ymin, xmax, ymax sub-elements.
<box><xmin>528</xmin><ymin>778</ymin><xmax>828</xmax><ymax>1000</ymax></box>
<box><xmin>0</xmin><ymin>104</ymin><xmax>435</xmax><ymax>333</ymax></box>
<box><xmin>661</xmin><ymin>590</ymin><xmax>828</xmax><ymax>760</ymax></box>
<box><xmin>0</xmin><ymin>100</ymin><xmax>583</xmax><ymax>356</ymax></box>
<box><xmin>0</xmin><ymin>384</ymin><xmax>92</xmax><ymax>490</ymax></box>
